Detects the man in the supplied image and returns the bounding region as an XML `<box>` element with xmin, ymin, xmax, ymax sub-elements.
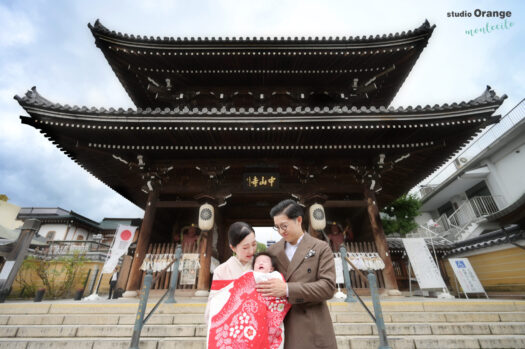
<box><xmin>256</xmin><ymin>199</ymin><xmax>337</xmax><ymax>349</ymax></box>
<box><xmin>108</xmin><ymin>268</ymin><xmax>119</xmax><ymax>299</ymax></box>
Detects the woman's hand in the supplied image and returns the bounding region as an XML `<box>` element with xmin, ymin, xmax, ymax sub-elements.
<box><xmin>256</xmin><ymin>278</ymin><xmax>287</xmax><ymax>297</ymax></box>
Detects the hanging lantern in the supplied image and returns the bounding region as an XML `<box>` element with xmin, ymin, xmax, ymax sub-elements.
<box><xmin>198</xmin><ymin>203</ymin><xmax>215</xmax><ymax>231</ymax></box>
<box><xmin>309</xmin><ymin>203</ymin><xmax>326</xmax><ymax>231</ymax></box>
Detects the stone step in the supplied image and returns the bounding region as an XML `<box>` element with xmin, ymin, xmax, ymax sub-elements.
<box><xmin>2</xmin><ymin>299</ymin><xmax>524</xmax><ymax>315</ymax></box>
<box><xmin>2</xmin><ymin>322</ymin><xmax>524</xmax><ymax>338</ymax></box>
<box><xmin>329</xmin><ymin>300</ymin><xmax>525</xmax><ymax>313</ymax></box>
<box><xmin>2</xmin><ymin>311</ymin><xmax>525</xmax><ymax>325</ymax></box>
<box><xmin>1</xmin><ymin>335</ymin><xmax>525</xmax><ymax>349</ymax></box>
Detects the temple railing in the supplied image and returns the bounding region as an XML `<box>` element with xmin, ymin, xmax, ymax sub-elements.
<box><xmin>139</xmin><ymin>242</ymin><xmax>200</xmax><ymax>291</ymax></box>
<box><xmin>342</xmin><ymin>241</ymin><xmax>386</xmax><ymax>289</ymax></box>
<box><xmin>340</xmin><ymin>245</ymin><xmax>391</xmax><ymax>349</ymax></box>
<box><xmin>32</xmin><ymin>240</ymin><xmax>110</xmax><ymax>261</ymax></box>
<box><xmin>129</xmin><ymin>245</ymin><xmax>182</xmax><ymax>349</ymax></box>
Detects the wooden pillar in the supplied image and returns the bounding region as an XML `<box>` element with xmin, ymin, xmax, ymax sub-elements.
<box><xmin>126</xmin><ymin>189</ymin><xmax>159</xmax><ymax>292</ymax></box>
<box><xmin>364</xmin><ymin>188</ymin><xmax>399</xmax><ymax>290</ymax></box>
<box><xmin>197</xmin><ymin>227</ymin><xmax>213</xmax><ymax>290</ymax></box>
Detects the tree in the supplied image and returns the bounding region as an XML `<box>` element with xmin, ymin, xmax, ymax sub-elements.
<box><xmin>0</xmin><ymin>194</ymin><xmax>8</xmax><ymax>202</ymax></box>
<box><xmin>256</xmin><ymin>241</ymin><xmax>267</xmax><ymax>253</ymax></box>
<box><xmin>381</xmin><ymin>194</ymin><xmax>421</xmax><ymax>236</ymax></box>
<box><xmin>25</xmin><ymin>253</ymin><xmax>87</xmax><ymax>299</ymax></box>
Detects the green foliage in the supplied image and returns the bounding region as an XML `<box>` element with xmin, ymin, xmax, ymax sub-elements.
<box><xmin>15</xmin><ymin>260</ymin><xmax>39</xmax><ymax>297</ymax></box>
<box><xmin>23</xmin><ymin>253</ymin><xmax>87</xmax><ymax>299</ymax></box>
<box><xmin>256</xmin><ymin>241</ymin><xmax>267</xmax><ymax>253</ymax></box>
<box><xmin>0</xmin><ymin>194</ymin><xmax>8</xmax><ymax>202</ymax></box>
<box><xmin>381</xmin><ymin>194</ymin><xmax>421</xmax><ymax>236</ymax></box>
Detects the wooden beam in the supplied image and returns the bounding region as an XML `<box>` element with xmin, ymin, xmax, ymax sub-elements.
<box><xmin>156</xmin><ymin>200</ymin><xmax>200</xmax><ymax>208</ymax></box>
<box><xmin>126</xmin><ymin>188</ymin><xmax>159</xmax><ymax>292</ymax></box>
<box><xmin>364</xmin><ymin>188</ymin><xmax>398</xmax><ymax>291</ymax></box>
<box><xmin>324</xmin><ymin>200</ymin><xmax>367</xmax><ymax>208</ymax></box>
<box><xmin>197</xmin><ymin>228</ymin><xmax>213</xmax><ymax>290</ymax></box>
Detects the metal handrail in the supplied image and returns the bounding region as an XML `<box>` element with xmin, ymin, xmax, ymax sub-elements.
<box><xmin>340</xmin><ymin>246</ymin><xmax>391</xmax><ymax>349</ymax></box>
<box><xmin>407</xmin><ymin>225</ymin><xmax>454</xmax><ymax>244</ymax></box>
<box><xmin>129</xmin><ymin>245</ymin><xmax>182</xmax><ymax>349</ymax></box>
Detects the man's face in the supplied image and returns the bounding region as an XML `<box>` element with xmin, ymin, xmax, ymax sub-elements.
<box><xmin>273</xmin><ymin>214</ymin><xmax>303</xmax><ymax>245</ymax></box>
<box><xmin>254</xmin><ymin>255</ymin><xmax>274</xmax><ymax>273</ymax></box>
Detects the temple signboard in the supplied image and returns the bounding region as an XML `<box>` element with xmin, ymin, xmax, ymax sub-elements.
<box><xmin>243</xmin><ymin>173</ymin><xmax>279</xmax><ymax>190</ymax></box>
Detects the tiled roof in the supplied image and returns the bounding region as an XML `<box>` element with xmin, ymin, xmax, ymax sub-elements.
<box><xmin>446</xmin><ymin>225</ymin><xmax>525</xmax><ymax>255</ymax></box>
<box><xmin>387</xmin><ymin>225</ymin><xmax>525</xmax><ymax>255</ymax></box>
<box><xmin>89</xmin><ymin>19</ymin><xmax>435</xmax><ymax>46</ymax></box>
<box><xmin>14</xmin><ymin>86</ymin><xmax>506</xmax><ymax>118</ymax></box>
<box><xmin>387</xmin><ymin>237</ymin><xmax>453</xmax><ymax>254</ymax></box>
<box><xmin>99</xmin><ymin>218</ymin><xmax>141</xmax><ymax>230</ymax></box>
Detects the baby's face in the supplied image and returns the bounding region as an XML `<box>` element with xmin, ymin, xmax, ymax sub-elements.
<box><xmin>254</xmin><ymin>255</ymin><xmax>274</xmax><ymax>273</ymax></box>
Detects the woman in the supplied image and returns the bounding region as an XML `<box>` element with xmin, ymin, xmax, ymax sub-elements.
<box><xmin>205</xmin><ymin>223</ymin><xmax>289</xmax><ymax>349</ymax></box>
<box><xmin>204</xmin><ymin>221</ymin><xmax>257</xmax><ymax>323</ymax></box>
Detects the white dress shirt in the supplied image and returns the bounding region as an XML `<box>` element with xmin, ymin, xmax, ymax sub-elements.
<box><xmin>285</xmin><ymin>234</ymin><xmax>304</xmax><ymax>261</ymax></box>
<box><xmin>284</xmin><ymin>233</ymin><xmax>304</xmax><ymax>297</ymax></box>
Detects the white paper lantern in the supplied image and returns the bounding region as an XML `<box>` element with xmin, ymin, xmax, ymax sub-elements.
<box><xmin>309</xmin><ymin>203</ymin><xmax>326</xmax><ymax>231</ymax></box>
<box><xmin>198</xmin><ymin>203</ymin><xmax>214</xmax><ymax>231</ymax></box>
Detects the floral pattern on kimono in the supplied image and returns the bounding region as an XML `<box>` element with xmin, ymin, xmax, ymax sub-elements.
<box><xmin>207</xmin><ymin>271</ymin><xmax>291</xmax><ymax>349</ymax></box>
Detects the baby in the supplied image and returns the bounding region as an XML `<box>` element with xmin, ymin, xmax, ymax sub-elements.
<box><xmin>253</xmin><ymin>251</ymin><xmax>278</xmax><ymax>273</ymax></box>
<box><xmin>252</xmin><ymin>252</ymin><xmax>290</xmax><ymax>348</ymax></box>
<box><xmin>207</xmin><ymin>252</ymin><xmax>290</xmax><ymax>349</ymax></box>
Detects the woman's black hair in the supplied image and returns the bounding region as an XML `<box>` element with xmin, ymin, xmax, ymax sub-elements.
<box><xmin>228</xmin><ymin>221</ymin><xmax>254</xmax><ymax>247</ymax></box>
<box><xmin>269</xmin><ymin>199</ymin><xmax>304</xmax><ymax>219</ymax></box>
<box><xmin>252</xmin><ymin>251</ymin><xmax>278</xmax><ymax>271</ymax></box>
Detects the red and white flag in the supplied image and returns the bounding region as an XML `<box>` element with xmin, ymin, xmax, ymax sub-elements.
<box><xmin>102</xmin><ymin>225</ymin><xmax>137</xmax><ymax>274</ymax></box>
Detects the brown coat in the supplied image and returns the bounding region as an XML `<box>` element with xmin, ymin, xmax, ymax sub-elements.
<box><xmin>267</xmin><ymin>233</ymin><xmax>337</xmax><ymax>349</ymax></box>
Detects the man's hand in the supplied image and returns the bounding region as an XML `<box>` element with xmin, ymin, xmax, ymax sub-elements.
<box><xmin>256</xmin><ymin>278</ymin><xmax>287</xmax><ymax>297</ymax></box>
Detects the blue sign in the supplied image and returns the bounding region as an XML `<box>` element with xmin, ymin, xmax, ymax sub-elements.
<box><xmin>455</xmin><ymin>260</ymin><xmax>466</xmax><ymax>268</ymax></box>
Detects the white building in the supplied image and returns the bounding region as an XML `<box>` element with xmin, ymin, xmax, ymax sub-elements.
<box><xmin>17</xmin><ymin>207</ymin><xmax>100</xmax><ymax>242</ymax></box>
<box><xmin>0</xmin><ymin>201</ymin><xmax>23</xmax><ymax>230</ymax></box>
<box><xmin>411</xmin><ymin>99</ymin><xmax>525</xmax><ymax>242</ymax></box>
<box><xmin>16</xmin><ymin>207</ymin><xmax>141</xmax><ymax>260</ymax></box>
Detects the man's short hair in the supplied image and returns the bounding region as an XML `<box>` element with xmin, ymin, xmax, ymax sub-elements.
<box><xmin>270</xmin><ymin>199</ymin><xmax>304</xmax><ymax>219</ymax></box>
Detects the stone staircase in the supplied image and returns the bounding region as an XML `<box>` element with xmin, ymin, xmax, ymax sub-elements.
<box><xmin>1</xmin><ymin>298</ymin><xmax>525</xmax><ymax>348</ymax></box>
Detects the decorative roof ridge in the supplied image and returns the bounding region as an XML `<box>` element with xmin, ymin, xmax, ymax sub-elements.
<box><xmin>15</xmin><ymin>86</ymin><xmax>506</xmax><ymax>117</ymax></box>
<box><xmin>88</xmin><ymin>19</ymin><xmax>435</xmax><ymax>46</ymax></box>
<box><xmin>446</xmin><ymin>225</ymin><xmax>524</xmax><ymax>255</ymax></box>
<box><xmin>20</xmin><ymin>214</ymin><xmax>101</xmax><ymax>229</ymax></box>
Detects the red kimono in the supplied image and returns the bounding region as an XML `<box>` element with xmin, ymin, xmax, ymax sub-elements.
<box><xmin>207</xmin><ymin>271</ymin><xmax>291</xmax><ymax>349</ymax></box>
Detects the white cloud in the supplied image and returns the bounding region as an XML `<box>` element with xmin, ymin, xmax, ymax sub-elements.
<box><xmin>0</xmin><ymin>4</ymin><xmax>36</xmax><ymax>47</ymax></box>
<box><xmin>1</xmin><ymin>0</ymin><xmax>523</xmax><ymax>221</ymax></box>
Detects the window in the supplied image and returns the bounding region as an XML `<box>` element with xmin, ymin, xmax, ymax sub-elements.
<box><xmin>437</xmin><ymin>202</ymin><xmax>455</xmax><ymax>217</ymax></box>
<box><xmin>466</xmin><ymin>181</ymin><xmax>491</xmax><ymax>199</ymax></box>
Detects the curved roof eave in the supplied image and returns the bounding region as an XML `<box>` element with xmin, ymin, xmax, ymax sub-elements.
<box><xmin>88</xmin><ymin>19</ymin><xmax>436</xmax><ymax>49</ymax></box>
<box><xmin>14</xmin><ymin>86</ymin><xmax>507</xmax><ymax>122</ymax></box>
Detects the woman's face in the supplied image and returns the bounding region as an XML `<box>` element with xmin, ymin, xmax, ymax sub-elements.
<box><xmin>231</xmin><ymin>232</ymin><xmax>257</xmax><ymax>265</ymax></box>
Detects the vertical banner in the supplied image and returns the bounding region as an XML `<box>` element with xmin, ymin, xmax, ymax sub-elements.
<box><xmin>102</xmin><ymin>225</ymin><xmax>137</xmax><ymax>274</ymax></box>
<box><xmin>448</xmin><ymin>258</ymin><xmax>486</xmax><ymax>294</ymax></box>
<box><xmin>179</xmin><ymin>253</ymin><xmax>200</xmax><ymax>285</ymax></box>
<box><xmin>402</xmin><ymin>238</ymin><xmax>446</xmax><ymax>289</ymax></box>
<box><xmin>334</xmin><ymin>256</ymin><xmax>344</xmax><ymax>284</ymax></box>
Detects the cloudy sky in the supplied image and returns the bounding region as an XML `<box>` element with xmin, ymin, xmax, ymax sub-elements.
<box><xmin>1</xmin><ymin>0</ymin><xmax>524</xmax><ymax>224</ymax></box>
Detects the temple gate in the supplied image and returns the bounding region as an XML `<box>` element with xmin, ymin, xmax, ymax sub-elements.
<box><xmin>15</xmin><ymin>20</ymin><xmax>506</xmax><ymax>295</ymax></box>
